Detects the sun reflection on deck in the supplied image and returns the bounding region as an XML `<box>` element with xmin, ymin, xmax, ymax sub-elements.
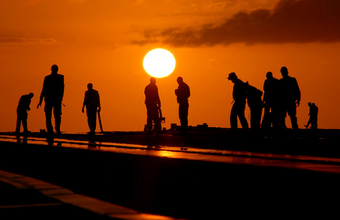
<box><xmin>1</xmin><ymin>134</ymin><xmax>340</xmax><ymax>174</ymax></box>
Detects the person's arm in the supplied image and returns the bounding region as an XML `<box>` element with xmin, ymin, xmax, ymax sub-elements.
<box><xmin>37</xmin><ymin>79</ymin><xmax>45</xmax><ymax>108</ymax></box>
<box><xmin>97</xmin><ymin>91</ymin><xmax>101</xmax><ymax>112</ymax></box>
<box><xmin>295</xmin><ymin>79</ymin><xmax>301</xmax><ymax>107</ymax></box>
<box><xmin>82</xmin><ymin>91</ymin><xmax>87</xmax><ymax>113</ymax></box>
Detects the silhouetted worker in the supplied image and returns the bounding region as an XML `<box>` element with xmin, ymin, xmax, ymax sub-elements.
<box><xmin>145</xmin><ymin>77</ymin><xmax>161</xmax><ymax>134</ymax></box>
<box><xmin>305</xmin><ymin>102</ymin><xmax>318</xmax><ymax>129</ymax></box>
<box><xmin>82</xmin><ymin>83</ymin><xmax>101</xmax><ymax>134</ymax></box>
<box><xmin>262</xmin><ymin>72</ymin><xmax>280</xmax><ymax>130</ymax></box>
<box><xmin>37</xmin><ymin>64</ymin><xmax>64</xmax><ymax>135</ymax></box>
<box><xmin>278</xmin><ymin>66</ymin><xmax>301</xmax><ymax>130</ymax></box>
<box><xmin>16</xmin><ymin>93</ymin><xmax>34</xmax><ymax>134</ymax></box>
<box><xmin>246</xmin><ymin>83</ymin><xmax>263</xmax><ymax>131</ymax></box>
<box><xmin>175</xmin><ymin>77</ymin><xmax>190</xmax><ymax>134</ymax></box>
<box><xmin>228</xmin><ymin>72</ymin><xmax>249</xmax><ymax>131</ymax></box>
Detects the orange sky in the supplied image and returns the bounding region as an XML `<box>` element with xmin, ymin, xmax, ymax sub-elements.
<box><xmin>1</xmin><ymin>0</ymin><xmax>340</xmax><ymax>133</ymax></box>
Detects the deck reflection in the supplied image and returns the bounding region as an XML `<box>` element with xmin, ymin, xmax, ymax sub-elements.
<box><xmin>1</xmin><ymin>134</ymin><xmax>340</xmax><ymax>175</ymax></box>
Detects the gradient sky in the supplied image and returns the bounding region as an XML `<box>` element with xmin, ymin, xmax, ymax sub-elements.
<box><xmin>1</xmin><ymin>0</ymin><xmax>340</xmax><ymax>133</ymax></box>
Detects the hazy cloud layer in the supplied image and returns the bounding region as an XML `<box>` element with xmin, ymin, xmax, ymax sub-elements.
<box><xmin>133</xmin><ymin>0</ymin><xmax>340</xmax><ymax>47</ymax></box>
<box><xmin>0</xmin><ymin>37</ymin><xmax>57</xmax><ymax>45</ymax></box>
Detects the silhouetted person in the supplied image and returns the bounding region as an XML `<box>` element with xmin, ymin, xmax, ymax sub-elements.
<box><xmin>305</xmin><ymin>102</ymin><xmax>318</xmax><ymax>129</ymax></box>
<box><xmin>175</xmin><ymin>77</ymin><xmax>190</xmax><ymax>134</ymax></box>
<box><xmin>278</xmin><ymin>66</ymin><xmax>301</xmax><ymax>130</ymax></box>
<box><xmin>82</xmin><ymin>83</ymin><xmax>101</xmax><ymax>134</ymax></box>
<box><xmin>145</xmin><ymin>77</ymin><xmax>161</xmax><ymax>134</ymax></box>
<box><xmin>228</xmin><ymin>72</ymin><xmax>249</xmax><ymax>131</ymax></box>
<box><xmin>246</xmin><ymin>83</ymin><xmax>263</xmax><ymax>131</ymax></box>
<box><xmin>262</xmin><ymin>72</ymin><xmax>280</xmax><ymax>130</ymax></box>
<box><xmin>16</xmin><ymin>93</ymin><xmax>34</xmax><ymax>134</ymax></box>
<box><xmin>37</xmin><ymin>64</ymin><xmax>64</xmax><ymax>135</ymax></box>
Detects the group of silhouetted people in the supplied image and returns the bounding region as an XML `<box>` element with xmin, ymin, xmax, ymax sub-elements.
<box><xmin>228</xmin><ymin>66</ymin><xmax>318</xmax><ymax>132</ymax></box>
<box><xmin>16</xmin><ymin>64</ymin><xmax>101</xmax><ymax>140</ymax></box>
<box><xmin>144</xmin><ymin>76</ymin><xmax>190</xmax><ymax>135</ymax></box>
<box><xmin>15</xmin><ymin>64</ymin><xmax>190</xmax><ymax>138</ymax></box>
<box><xmin>15</xmin><ymin>64</ymin><xmax>318</xmax><ymax>138</ymax></box>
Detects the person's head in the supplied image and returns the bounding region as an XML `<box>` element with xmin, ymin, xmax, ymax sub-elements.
<box><xmin>280</xmin><ymin>66</ymin><xmax>288</xmax><ymax>77</ymax></box>
<box><xmin>87</xmin><ymin>83</ymin><xmax>93</xmax><ymax>90</ymax></box>
<box><xmin>266</xmin><ymin>71</ymin><xmax>273</xmax><ymax>79</ymax></box>
<box><xmin>308</xmin><ymin>102</ymin><xmax>312</xmax><ymax>107</ymax></box>
<box><xmin>29</xmin><ymin>92</ymin><xmax>34</xmax><ymax>99</ymax></box>
<box><xmin>150</xmin><ymin>77</ymin><xmax>156</xmax><ymax>84</ymax></box>
<box><xmin>227</xmin><ymin>72</ymin><xmax>238</xmax><ymax>83</ymax></box>
<box><xmin>177</xmin><ymin>76</ymin><xmax>183</xmax><ymax>84</ymax></box>
<box><xmin>51</xmin><ymin>64</ymin><xmax>58</xmax><ymax>73</ymax></box>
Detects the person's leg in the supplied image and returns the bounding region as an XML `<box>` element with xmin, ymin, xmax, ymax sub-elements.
<box><xmin>179</xmin><ymin>102</ymin><xmax>189</xmax><ymax>133</ymax></box>
<box><xmin>44</xmin><ymin>104</ymin><xmax>53</xmax><ymax>134</ymax></box>
<box><xmin>53</xmin><ymin>102</ymin><xmax>62</xmax><ymax>134</ymax></box>
<box><xmin>230</xmin><ymin>103</ymin><xmax>238</xmax><ymax>130</ymax></box>
<box><xmin>288</xmin><ymin>104</ymin><xmax>298</xmax><ymax>130</ymax></box>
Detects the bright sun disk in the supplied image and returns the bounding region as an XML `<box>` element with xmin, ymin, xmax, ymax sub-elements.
<box><xmin>143</xmin><ymin>48</ymin><xmax>176</xmax><ymax>78</ymax></box>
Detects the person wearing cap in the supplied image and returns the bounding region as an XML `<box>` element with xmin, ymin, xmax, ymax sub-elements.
<box><xmin>278</xmin><ymin>66</ymin><xmax>301</xmax><ymax>130</ymax></box>
<box><xmin>228</xmin><ymin>72</ymin><xmax>249</xmax><ymax>131</ymax></box>
<box><xmin>37</xmin><ymin>64</ymin><xmax>64</xmax><ymax>135</ymax></box>
<box><xmin>175</xmin><ymin>76</ymin><xmax>190</xmax><ymax>134</ymax></box>
<box><xmin>16</xmin><ymin>92</ymin><xmax>34</xmax><ymax>134</ymax></box>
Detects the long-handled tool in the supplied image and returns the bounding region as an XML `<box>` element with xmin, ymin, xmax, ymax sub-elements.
<box><xmin>98</xmin><ymin>110</ymin><xmax>104</xmax><ymax>133</ymax></box>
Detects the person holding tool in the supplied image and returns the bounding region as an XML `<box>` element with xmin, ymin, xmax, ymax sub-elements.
<box><xmin>144</xmin><ymin>77</ymin><xmax>162</xmax><ymax>135</ymax></box>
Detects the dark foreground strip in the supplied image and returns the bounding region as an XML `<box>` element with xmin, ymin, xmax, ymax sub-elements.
<box><xmin>0</xmin><ymin>170</ymin><xmax>178</xmax><ymax>220</ymax></box>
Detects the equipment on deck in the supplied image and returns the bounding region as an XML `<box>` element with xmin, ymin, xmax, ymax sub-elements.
<box><xmin>158</xmin><ymin>106</ymin><xmax>165</xmax><ymax>123</ymax></box>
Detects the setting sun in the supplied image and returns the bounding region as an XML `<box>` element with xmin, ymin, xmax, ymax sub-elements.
<box><xmin>143</xmin><ymin>48</ymin><xmax>176</xmax><ymax>78</ymax></box>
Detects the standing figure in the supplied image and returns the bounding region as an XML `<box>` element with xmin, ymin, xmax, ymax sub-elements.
<box><xmin>278</xmin><ymin>66</ymin><xmax>301</xmax><ymax>130</ymax></box>
<box><xmin>305</xmin><ymin>102</ymin><xmax>318</xmax><ymax>129</ymax></box>
<box><xmin>82</xmin><ymin>83</ymin><xmax>101</xmax><ymax>134</ymax></box>
<box><xmin>262</xmin><ymin>72</ymin><xmax>280</xmax><ymax>130</ymax></box>
<box><xmin>175</xmin><ymin>77</ymin><xmax>190</xmax><ymax>134</ymax></box>
<box><xmin>228</xmin><ymin>72</ymin><xmax>249</xmax><ymax>131</ymax></box>
<box><xmin>16</xmin><ymin>93</ymin><xmax>34</xmax><ymax>134</ymax></box>
<box><xmin>37</xmin><ymin>64</ymin><xmax>64</xmax><ymax>135</ymax></box>
<box><xmin>144</xmin><ymin>77</ymin><xmax>161</xmax><ymax>134</ymax></box>
<box><xmin>246</xmin><ymin>83</ymin><xmax>263</xmax><ymax>131</ymax></box>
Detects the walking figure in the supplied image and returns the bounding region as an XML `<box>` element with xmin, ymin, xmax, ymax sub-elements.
<box><xmin>16</xmin><ymin>93</ymin><xmax>34</xmax><ymax>134</ymax></box>
<box><xmin>228</xmin><ymin>72</ymin><xmax>249</xmax><ymax>131</ymax></box>
<box><xmin>37</xmin><ymin>64</ymin><xmax>64</xmax><ymax>135</ymax></box>
<box><xmin>82</xmin><ymin>83</ymin><xmax>101</xmax><ymax>134</ymax></box>
<box><xmin>262</xmin><ymin>72</ymin><xmax>280</xmax><ymax>130</ymax></box>
<box><xmin>175</xmin><ymin>77</ymin><xmax>190</xmax><ymax>134</ymax></box>
<box><xmin>305</xmin><ymin>102</ymin><xmax>318</xmax><ymax>129</ymax></box>
<box><xmin>278</xmin><ymin>66</ymin><xmax>301</xmax><ymax>130</ymax></box>
<box><xmin>144</xmin><ymin>77</ymin><xmax>161</xmax><ymax>134</ymax></box>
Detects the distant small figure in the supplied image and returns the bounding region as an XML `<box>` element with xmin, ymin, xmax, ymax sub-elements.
<box><xmin>144</xmin><ymin>77</ymin><xmax>161</xmax><ymax>134</ymax></box>
<box><xmin>278</xmin><ymin>66</ymin><xmax>301</xmax><ymax>130</ymax></box>
<box><xmin>228</xmin><ymin>72</ymin><xmax>249</xmax><ymax>130</ymax></box>
<box><xmin>82</xmin><ymin>83</ymin><xmax>101</xmax><ymax>134</ymax></box>
<box><xmin>16</xmin><ymin>93</ymin><xmax>34</xmax><ymax>134</ymax></box>
<box><xmin>305</xmin><ymin>102</ymin><xmax>318</xmax><ymax>129</ymax></box>
<box><xmin>175</xmin><ymin>77</ymin><xmax>190</xmax><ymax>134</ymax></box>
<box><xmin>246</xmin><ymin>82</ymin><xmax>263</xmax><ymax>131</ymax></box>
<box><xmin>37</xmin><ymin>64</ymin><xmax>64</xmax><ymax>135</ymax></box>
<box><xmin>262</xmin><ymin>72</ymin><xmax>280</xmax><ymax>130</ymax></box>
